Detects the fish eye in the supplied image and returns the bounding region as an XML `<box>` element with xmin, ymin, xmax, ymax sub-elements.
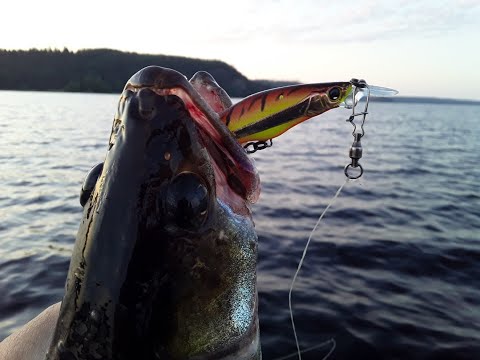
<box><xmin>164</xmin><ymin>172</ymin><xmax>209</xmax><ymax>229</ymax></box>
<box><xmin>328</xmin><ymin>87</ymin><xmax>341</xmax><ymax>101</ymax></box>
<box><xmin>79</xmin><ymin>163</ymin><xmax>104</xmax><ymax>207</ymax></box>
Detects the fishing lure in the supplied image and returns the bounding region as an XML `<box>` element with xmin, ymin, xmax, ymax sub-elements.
<box><xmin>222</xmin><ymin>79</ymin><xmax>397</xmax><ymax>151</ymax></box>
<box><xmin>221</xmin><ymin>82</ymin><xmax>352</xmax><ymax>144</ymax></box>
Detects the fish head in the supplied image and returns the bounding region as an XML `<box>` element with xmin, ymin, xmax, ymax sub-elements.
<box><xmin>47</xmin><ymin>66</ymin><xmax>261</xmax><ymax>360</ymax></box>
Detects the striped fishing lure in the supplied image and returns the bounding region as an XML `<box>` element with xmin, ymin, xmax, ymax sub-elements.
<box><xmin>220</xmin><ymin>82</ymin><xmax>353</xmax><ymax>143</ymax></box>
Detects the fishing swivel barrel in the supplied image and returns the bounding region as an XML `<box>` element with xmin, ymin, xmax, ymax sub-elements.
<box><xmin>344</xmin><ymin>128</ymin><xmax>364</xmax><ymax>179</ymax></box>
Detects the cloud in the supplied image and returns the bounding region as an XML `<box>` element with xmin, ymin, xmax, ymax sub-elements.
<box><xmin>206</xmin><ymin>0</ymin><xmax>480</xmax><ymax>44</ymax></box>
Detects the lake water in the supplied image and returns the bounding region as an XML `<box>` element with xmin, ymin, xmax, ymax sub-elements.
<box><xmin>0</xmin><ymin>90</ymin><xmax>479</xmax><ymax>359</ymax></box>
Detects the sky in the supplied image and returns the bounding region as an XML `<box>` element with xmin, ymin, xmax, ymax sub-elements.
<box><xmin>2</xmin><ymin>0</ymin><xmax>480</xmax><ymax>100</ymax></box>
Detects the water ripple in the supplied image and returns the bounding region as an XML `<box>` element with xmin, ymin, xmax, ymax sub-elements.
<box><xmin>1</xmin><ymin>93</ymin><xmax>480</xmax><ymax>359</ymax></box>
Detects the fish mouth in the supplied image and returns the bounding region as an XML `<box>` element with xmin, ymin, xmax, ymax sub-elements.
<box><xmin>47</xmin><ymin>66</ymin><xmax>261</xmax><ymax>360</ymax></box>
<box><xmin>124</xmin><ymin>66</ymin><xmax>260</xmax><ymax>215</ymax></box>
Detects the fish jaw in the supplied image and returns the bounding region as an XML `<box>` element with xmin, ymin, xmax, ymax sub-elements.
<box><xmin>46</xmin><ymin>67</ymin><xmax>260</xmax><ymax>359</ymax></box>
<box><xmin>125</xmin><ymin>66</ymin><xmax>260</xmax><ymax>212</ymax></box>
<box><xmin>189</xmin><ymin>71</ymin><xmax>233</xmax><ymax>114</ymax></box>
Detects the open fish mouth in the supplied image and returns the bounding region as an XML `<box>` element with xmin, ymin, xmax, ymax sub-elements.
<box><xmin>46</xmin><ymin>66</ymin><xmax>261</xmax><ymax>360</ymax></box>
<box><xmin>123</xmin><ymin>66</ymin><xmax>260</xmax><ymax>215</ymax></box>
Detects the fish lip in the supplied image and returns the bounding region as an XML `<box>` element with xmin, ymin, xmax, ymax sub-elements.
<box><xmin>125</xmin><ymin>66</ymin><xmax>260</xmax><ymax>213</ymax></box>
<box><xmin>125</xmin><ymin>66</ymin><xmax>236</xmax><ymax>153</ymax></box>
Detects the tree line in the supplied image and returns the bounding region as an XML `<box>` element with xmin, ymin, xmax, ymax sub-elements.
<box><xmin>0</xmin><ymin>48</ymin><xmax>293</xmax><ymax>97</ymax></box>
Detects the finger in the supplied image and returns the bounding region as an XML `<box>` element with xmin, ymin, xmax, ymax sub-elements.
<box><xmin>0</xmin><ymin>302</ymin><xmax>61</xmax><ymax>360</ymax></box>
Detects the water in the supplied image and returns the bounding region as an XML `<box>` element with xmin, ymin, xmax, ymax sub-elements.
<box><xmin>1</xmin><ymin>90</ymin><xmax>479</xmax><ymax>359</ymax></box>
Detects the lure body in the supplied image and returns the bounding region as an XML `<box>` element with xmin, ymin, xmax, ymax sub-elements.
<box><xmin>221</xmin><ymin>82</ymin><xmax>353</xmax><ymax>143</ymax></box>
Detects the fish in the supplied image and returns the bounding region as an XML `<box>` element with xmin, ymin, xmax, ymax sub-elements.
<box><xmin>46</xmin><ymin>66</ymin><xmax>262</xmax><ymax>360</ymax></box>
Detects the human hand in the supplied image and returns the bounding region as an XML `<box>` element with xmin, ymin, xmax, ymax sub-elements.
<box><xmin>0</xmin><ymin>302</ymin><xmax>60</xmax><ymax>360</ymax></box>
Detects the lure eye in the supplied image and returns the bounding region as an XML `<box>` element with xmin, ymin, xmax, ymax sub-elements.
<box><xmin>328</xmin><ymin>87</ymin><xmax>341</xmax><ymax>101</ymax></box>
<box><xmin>164</xmin><ymin>172</ymin><xmax>209</xmax><ymax>229</ymax></box>
<box><xmin>80</xmin><ymin>163</ymin><xmax>104</xmax><ymax>207</ymax></box>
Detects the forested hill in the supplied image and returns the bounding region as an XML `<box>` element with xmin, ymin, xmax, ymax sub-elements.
<box><xmin>0</xmin><ymin>48</ymin><xmax>294</xmax><ymax>97</ymax></box>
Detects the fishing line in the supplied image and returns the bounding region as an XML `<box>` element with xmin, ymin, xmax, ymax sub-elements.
<box><xmin>278</xmin><ymin>79</ymin><xmax>384</xmax><ymax>360</ymax></box>
<box><xmin>272</xmin><ymin>338</ymin><xmax>336</xmax><ymax>360</ymax></box>
<box><xmin>288</xmin><ymin>179</ymin><xmax>349</xmax><ymax>360</ymax></box>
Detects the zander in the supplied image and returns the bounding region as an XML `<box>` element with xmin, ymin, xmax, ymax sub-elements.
<box><xmin>46</xmin><ymin>66</ymin><xmax>261</xmax><ymax>360</ymax></box>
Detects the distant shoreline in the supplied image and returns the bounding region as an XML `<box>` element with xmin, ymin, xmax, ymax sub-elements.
<box><xmin>371</xmin><ymin>96</ymin><xmax>480</xmax><ymax>106</ymax></box>
<box><xmin>1</xmin><ymin>48</ymin><xmax>479</xmax><ymax>105</ymax></box>
<box><xmin>0</xmin><ymin>48</ymin><xmax>294</xmax><ymax>98</ymax></box>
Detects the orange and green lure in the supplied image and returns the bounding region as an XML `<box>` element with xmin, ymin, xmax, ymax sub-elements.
<box><xmin>220</xmin><ymin>82</ymin><xmax>353</xmax><ymax>143</ymax></box>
